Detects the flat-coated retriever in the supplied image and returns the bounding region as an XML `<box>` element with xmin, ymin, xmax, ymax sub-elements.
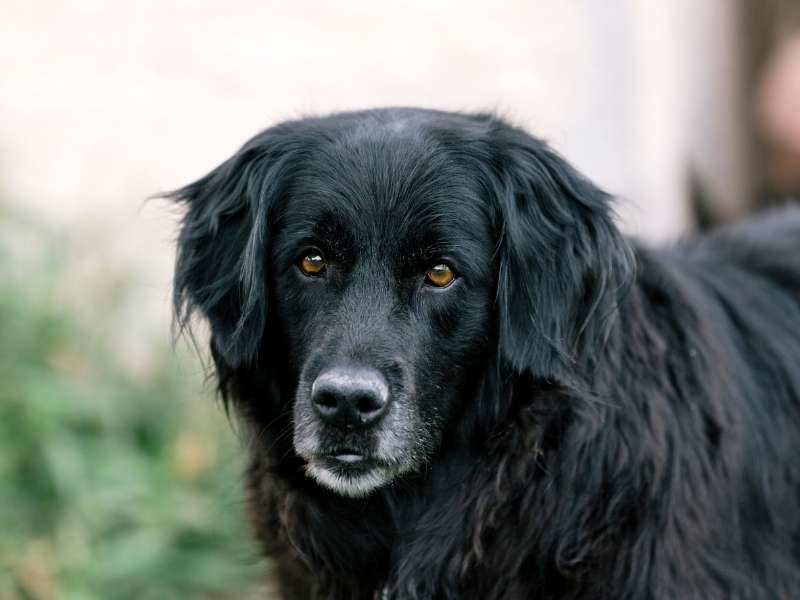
<box><xmin>168</xmin><ymin>108</ymin><xmax>800</xmax><ymax>599</ymax></box>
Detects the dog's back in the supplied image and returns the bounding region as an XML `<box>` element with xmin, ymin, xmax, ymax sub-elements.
<box><xmin>645</xmin><ymin>206</ymin><xmax>800</xmax><ymax>595</ymax></box>
<box><xmin>687</xmin><ymin>205</ymin><xmax>800</xmax><ymax>293</ymax></box>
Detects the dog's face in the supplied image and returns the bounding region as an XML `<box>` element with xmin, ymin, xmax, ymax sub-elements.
<box><xmin>170</xmin><ymin>109</ymin><xmax>633</xmax><ymax>498</ymax></box>
<box><xmin>271</xmin><ymin>135</ymin><xmax>496</xmax><ymax>496</ymax></box>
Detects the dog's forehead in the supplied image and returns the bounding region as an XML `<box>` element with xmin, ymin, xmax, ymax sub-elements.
<box><xmin>280</xmin><ymin>128</ymin><xmax>491</xmax><ymax>254</ymax></box>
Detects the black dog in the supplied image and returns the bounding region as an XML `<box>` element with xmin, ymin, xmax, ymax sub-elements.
<box><xmin>168</xmin><ymin>108</ymin><xmax>800</xmax><ymax>599</ymax></box>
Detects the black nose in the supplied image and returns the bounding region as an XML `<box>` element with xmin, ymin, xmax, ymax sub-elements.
<box><xmin>311</xmin><ymin>367</ymin><xmax>390</xmax><ymax>429</ymax></box>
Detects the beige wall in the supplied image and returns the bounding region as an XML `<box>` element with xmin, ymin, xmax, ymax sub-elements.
<box><xmin>2</xmin><ymin>1</ymin><xmax>738</xmax><ymax>338</ymax></box>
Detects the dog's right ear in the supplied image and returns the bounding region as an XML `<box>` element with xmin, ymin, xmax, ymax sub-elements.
<box><xmin>166</xmin><ymin>127</ymin><xmax>297</xmax><ymax>368</ymax></box>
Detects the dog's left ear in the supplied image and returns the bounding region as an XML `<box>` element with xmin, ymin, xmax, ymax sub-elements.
<box><xmin>485</xmin><ymin>122</ymin><xmax>635</xmax><ymax>384</ymax></box>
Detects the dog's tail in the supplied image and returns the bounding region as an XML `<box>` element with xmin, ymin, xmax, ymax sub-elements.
<box><xmin>688</xmin><ymin>169</ymin><xmax>718</xmax><ymax>232</ymax></box>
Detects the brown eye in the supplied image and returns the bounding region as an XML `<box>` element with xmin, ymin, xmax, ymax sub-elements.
<box><xmin>299</xmin><ymin>252</ymin><xmax>326</xmax><ymax>276</ymax></box>
<box><xmin>425</xmin><ymin>263</ymin><xmax>456</xmax><ymax>288</ymax></box>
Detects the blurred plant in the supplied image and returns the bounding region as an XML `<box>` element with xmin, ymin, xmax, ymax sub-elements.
<box><xmin>0</xmin><ymin>207</ymin><xmax>268</xmax><ymax>599</ymax></box>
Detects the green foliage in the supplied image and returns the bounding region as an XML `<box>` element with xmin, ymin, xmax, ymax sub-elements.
<box><xmin>0</xmin><ymin>212</ymin><xmax>267</xmax><ymax>599</ymax></box>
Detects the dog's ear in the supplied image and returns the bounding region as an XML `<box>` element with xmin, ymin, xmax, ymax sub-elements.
<box><xmin>486</xmin><ymin>122</ymin><xmax>635</xmax><ymax>384</ymax></box>
<box><xmin>167</xmin><ymin>127</ymin><xmax>297</xmax><ymax>368</ymax></box>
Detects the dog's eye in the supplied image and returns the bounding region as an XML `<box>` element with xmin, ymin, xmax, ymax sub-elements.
<box><xmin>424</xmin><ymin>263</ymin><xmax>456</xmax><ymax>288</ymax></box>
<box><xmin>299</xmin><ymin>252</ymin><xmax>327</xmax><ymax>276</ymax></box>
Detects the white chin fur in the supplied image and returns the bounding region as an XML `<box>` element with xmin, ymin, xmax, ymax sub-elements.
<box><xmin>305</xmin><ymin>463</ymin><xmax>391</xmax><ymax>498</ymax></box>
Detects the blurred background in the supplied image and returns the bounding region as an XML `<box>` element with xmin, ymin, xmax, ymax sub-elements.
<box><xmin>1</xmin><ymin>1</ymin><xmax>799</xmax><ymax>598</ymax></box>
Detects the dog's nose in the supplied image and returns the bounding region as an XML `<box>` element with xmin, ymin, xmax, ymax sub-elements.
<box><xmin>311</xmin><ymin>367</ymin><xmax>390</xmax><ymax>429</ymax></box>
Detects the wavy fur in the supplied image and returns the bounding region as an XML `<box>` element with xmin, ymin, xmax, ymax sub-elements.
<box><xmin>168</xmin><ymin>108</ymin><xmax>800</xmax><ymax>599</ymax></box>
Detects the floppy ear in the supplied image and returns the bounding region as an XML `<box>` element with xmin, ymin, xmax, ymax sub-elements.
<box><xmin>167</xmin><ymin>127</ymin><xmax>297</xmax><ymax>368</ymax></box>
<box><xmin>488</xmin><ymin>122</ymin><xmax>635</xmax><ymax>384</ymax></box>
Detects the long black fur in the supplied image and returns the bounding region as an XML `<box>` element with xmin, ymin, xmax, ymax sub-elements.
<box><xmin>168</xmin><ymin>108</ymin><xmax>800</xmax><ymax>599</ymax></box>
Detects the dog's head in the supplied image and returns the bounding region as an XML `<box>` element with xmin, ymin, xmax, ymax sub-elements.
<box><xmin>170</xmin><ymin>109</ymin><xmax>633</xmax><ymax>497</ymax></box>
